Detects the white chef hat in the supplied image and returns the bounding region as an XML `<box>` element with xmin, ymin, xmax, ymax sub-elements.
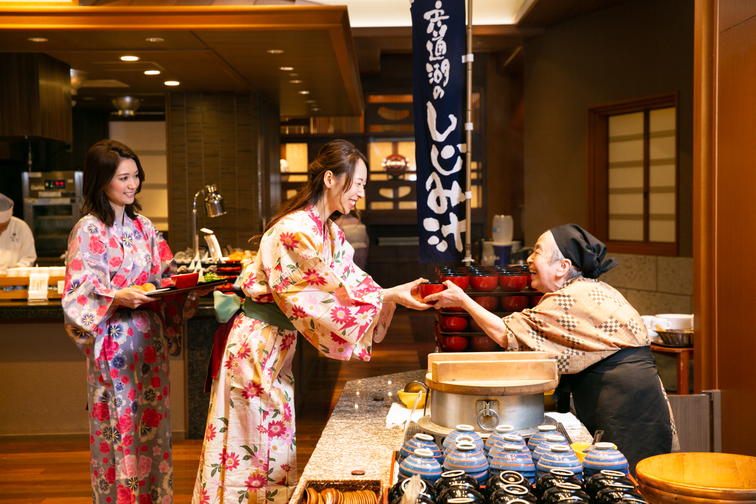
<box><xmin>0</xmin><ymin>193</ymin><xmax>14</xmax><ymax>223</ymax></box>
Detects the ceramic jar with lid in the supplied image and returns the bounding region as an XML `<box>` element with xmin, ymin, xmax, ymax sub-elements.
<box><xmin>485</xmin><ymin>470</ymin><xmax>528</xmax><ymax>498</ymax></box>
<box><xmin>490</xmin><ymin>485</ymin><xmax>538</xmax><ymax>504</ymax></box>
<box><xmin>399</xmin><ymin>448</ymin><xmax>443</xmax><ymax>483</ymax></box>
<box><xmin>443</xmin><ymin>425</ymin><xmax>485</xmax><ymax>453</ymax></box>
<box><xmin>536</xmin><ymin>445</ymin><xmax>584</xmax><ymax>481</ymax></box>
<box><xmin>433</xmin><ymin>469</ymin><xmax>480</xmax><ymax>495</ymax></box>
<box><xmin>532</xmin><ymin>434</ymin><xmax>569</xmax><ymax>463</ymax></box>
<box><xmin>401</xmin><ymin>433</ymin><xmax>443</xmax><ymax>464</ymax></box>
<box><xmin>594</xmin><ymin>482</ymin><xmax>646</xmax><ymax>504</ymax></box>
<box><xmin>534</xmin><ymin>469</ymin><xmax>584</xmax><ymax>499</ymax></box>
<box><xmin>489</xmin><ymin>443</ymin><xmax>536</xmax><ymax>484</ymax></box>
<box><xmin>389</xmin><ymin>494</ymin><xmax>434</xmax><ymax>504</ymax></box>
<box><xmin>527</xmin><ymin>424</ymin><xmax>558</xmax><ymax>452</ymax></box>
<box><xmin>490</xmin><ymin>434</ymin><xmax>529</xmax><ymax>458</ymax></box>
<box><xmin>436</xmin><ymin>485</ymin><xmax>485</xmax><ymax>504</ymax></box>
<box><xmin>388</xmin><ymin>476</ymin><xmax>438</xmax><ymax>503</ymax></box>
<box><xmin>485</xmin><ymin>425</ymin><xmax>515</xmax><ymax>456</ymax></box>
<box><xmin>443</xmin><ymin>442</ymin><xmax>489</xmax><ymax>485</ymax></box>
<box><xmin>582</xmin><ymin>442</ymin><xmax>630</xmax><ymax>477</ymax></box>
<box><xmin>541</xmin><ymin>482</ymin><xmax>590</xmax><ymax>504</ymax></box>
<box><xmin>585</xmin><ymin>470</ymin><xmax>636</xmax><ymax>499</ymax></box>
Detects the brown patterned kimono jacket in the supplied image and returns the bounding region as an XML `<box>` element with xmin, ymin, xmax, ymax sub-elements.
<box><xmin>501</xmin><ymin>276</ymin><xmax>677</xmax><ymax>474</ymax></box>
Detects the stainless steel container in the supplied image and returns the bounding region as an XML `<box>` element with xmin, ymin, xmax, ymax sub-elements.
<box><xmin>430</xmin><ymin>388</ymin><xmax>545</xmax><ymax>433</ymax></box>
<box><xmin>423</xmin><ymin>352</ymin><xmax>558</xmax><ymax>436</ymax></box>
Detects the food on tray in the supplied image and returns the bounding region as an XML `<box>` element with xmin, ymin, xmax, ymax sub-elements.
<box><xmin>201</xmin><ymin>272</ymin><xmax>223</xmax><ymax>283</ymax></box>
<box><xmin>227</xmin><ymin>250</ymin><xmax>256</xmax><ymax>262</ymax></box>
<box><xmin>134</xmin><ymin>283</ymin><xmax>156</xmax><ymax>292</ymax></box>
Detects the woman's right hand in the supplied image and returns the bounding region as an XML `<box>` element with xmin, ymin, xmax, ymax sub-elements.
<box><xmin>383</xmin><ymin>278</ymin><xmax>432</xmax><ymax>310</ymax></box>
<box><xmin>113</xmin><ymin>287</ymin><xmax>154</xmax><ymax>309</ymax></box>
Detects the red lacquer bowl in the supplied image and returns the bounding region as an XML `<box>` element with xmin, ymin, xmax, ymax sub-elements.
<box><xmin>441</xmin><ymin>335</ymin><xmax>469</xmax><ymax>352</ymax></box>
<box><xmin>470</xmin><ymin>274</ymin><xmax>499</xmax><ymax>292</ymax></box>
<box><xmin>499</xmin><ymin>273</ymin><xmax>528</xmax><ymax>292</ymax></box>
<box><xmin>502</xmin><ymin>296</ymin><xmax>528</xmax><ymax>312</ymax></box>
<box><xmin>441</xmin><ymin>274</ymin><xmax>470</xmax><ymax>291</ymax></box>
<box><xmin>474</xmin><ymin>296</ymin><xmax>499</xmax><ymax>311</ymax></box>
<box><xmin>470</xmin><ymin>335</ymin><xmax>499</xmax><ymax>352</ymax></box>
<box><xmin>419</xmin><ymin>282</ymin><xmax>446</xmax><ymax>304</ymax></box>
<box><xmin>439</xmin><ymin>315</ymin><xmax>469</xmax><ymax>332</ymax></box>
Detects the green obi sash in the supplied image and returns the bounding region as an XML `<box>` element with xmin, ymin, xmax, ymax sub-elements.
<box><xmin>213</xmin><ymin>291</ymin><xmax>295</xmax><ymax>330</ymax></box>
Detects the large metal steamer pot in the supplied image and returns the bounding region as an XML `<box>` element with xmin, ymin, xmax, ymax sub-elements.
<box><xmin>429</xmin><ymin>387</ymin><xmax>545</xmax><ymax>434</ymax></box>
<box><xmin>419</xmin><ymin>352</ymin><xmax>559</xmax><ymax>438</ymax></box>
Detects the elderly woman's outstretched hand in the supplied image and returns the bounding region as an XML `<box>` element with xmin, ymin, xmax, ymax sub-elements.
<box><xmin>423</xmin><ymin>280</ymin><xmax>470</xmax><ymax>311</ymax></box>
<box><xmin>383</xmin><ymin>278</ymin><xmax>433</xmax><ymax>310</ymax></box>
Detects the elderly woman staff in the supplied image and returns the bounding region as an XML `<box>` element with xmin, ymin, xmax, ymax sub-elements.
<box><xmin>425</xmin><ymin>224</ymin><xmax>677</xmax><ymax>475</ymax></box>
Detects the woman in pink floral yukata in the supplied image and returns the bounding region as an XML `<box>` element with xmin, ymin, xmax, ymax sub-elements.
<box><xmin>192</xmin><ymin>140</ymin><xmax>430</xmax><ymax>504</ymax></box>
<box><xmin>63</xmin><ymin>140</ymin><xmax>212</xmax><ymax>504</ymax></box>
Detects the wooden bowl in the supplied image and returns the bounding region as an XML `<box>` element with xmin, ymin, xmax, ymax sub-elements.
<box><xmin>636</xmin><ymin>453</ymin><xmax>756</xmax><ymax>504</ymax></box>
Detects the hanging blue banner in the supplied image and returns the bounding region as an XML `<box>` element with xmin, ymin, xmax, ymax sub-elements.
<box><xmin>411</xmin><ymin>0</ymin><xmax>467</xmax><ymax>263</ymax></box>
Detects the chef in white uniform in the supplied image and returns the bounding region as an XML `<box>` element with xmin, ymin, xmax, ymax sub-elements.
<box><xmin>0</xmin><ymin>193</ymin><xmax>37</xmax><ymax>270</ymax></box>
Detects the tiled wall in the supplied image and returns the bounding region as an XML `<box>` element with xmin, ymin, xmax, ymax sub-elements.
<box><xmin>601</xmin><ymin>253</ymin><xmax>693</xmax><ymax>316</ymax></box>
<box><xmin>167</xmin><ymin>92</ymin><xmax>279</xmax><ymax>253</ymax></box>
<box><xmin>601</xmin><ymin>253</ymin><xmax>694</xmax><ymax>393</ymax></box>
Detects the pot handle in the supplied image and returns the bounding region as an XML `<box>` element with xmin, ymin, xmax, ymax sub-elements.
<box><xmin>477</xmin><ymin>401</ymin><xmax>499</xmax><ymax>431</ymax></box>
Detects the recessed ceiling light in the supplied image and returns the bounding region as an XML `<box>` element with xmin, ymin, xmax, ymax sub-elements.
<box><xmin>145</xmin><ymin>37</ymin><xmax>164</xmax><ymax>43</ymax></box>
<box><xmin>305</xmin><ymin>100</ymin><xmax>316</xmax><ymax>104</ymax></box>
<box><xmin>144</xmin><ymin>70</ymin><xmax>161</xmax><ymax>75</ymax></box>
<box><xmin>298</xmin><ymin>90</ymin><xmax>310</xmax><ymax>95</ymax></box>
<box><xmin>121</xmin><ymin>56</ymin><xmax>139</xmax><ymax>62</ymax></box>
<box><xmin>164</xmin><ymin>81</ymin><xmax>180</xmax><ymax>86</ymax></box>
<box><xmin>28</xmin><ymin>37</ymin><xmax>47</xmax><ymax>43</ymax></box>
<box><xmin>267</xmin><ymin>49</ymin><xmax>284</xmax><ymax>54</ymax></box>
<box><xmin>280</xmin><ymin>66</ymin><xmax>294</xmax><ymax>71</ymax></box>
<box><xmin>312</xmin><ymin>108</ymin><xmax>320</xmax><ymax>112</ymax></box>
<box><xmin>290</xmin><ymin>80</ymin><xmax>302</xmax><ymax>84</ymax></box>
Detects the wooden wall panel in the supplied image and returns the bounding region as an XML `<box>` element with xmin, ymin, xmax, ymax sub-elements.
<box><xmin>695</xmin><ymin>0</ymin><xmax>756</xmax><ymax>456</ymax></box>
<box><xmin>0</xmin><ymin>53</ymin><xmax>72</xmax><ymax>142</ymax></box>
<box><xmin>167</xmin><ymin>91</ymin><xmax>276</xmax><ymax>253</ymax></box>
<box><xmin>713</xmin><ymin>4</ymin><xmax>756</xmax><ymax>456</ymax></box>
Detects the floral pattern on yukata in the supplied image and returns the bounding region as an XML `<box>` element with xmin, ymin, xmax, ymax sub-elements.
<box><xmin>63</xmin><ymin>213</ymin><xmax>199</xmax><ymax>504</ymax></box>
<box><xmin>192</xmin><ymin>205</ymin><xmax>395</xmax><ymax>504</ymax></box>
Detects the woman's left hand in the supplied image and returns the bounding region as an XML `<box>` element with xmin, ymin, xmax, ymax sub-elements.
<box><xmin>194</xmin><ymin>286</ymin><xmax>217</xmax><ymax>297</ymax></box>
<box><xmin>384</xmin><ymin>278</ymin><xmax>432</xmax><ymax>310</ymax></box>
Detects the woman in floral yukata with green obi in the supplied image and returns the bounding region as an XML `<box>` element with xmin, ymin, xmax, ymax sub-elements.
<box><xmin>192</xmin><ymin>140</ymin><xmax>430</xmax><ymax>504</ymax></box>
<box><xmin>63</xmin><ymin>140</ymin><xmax>213</xmax><ymax>504</ymax></box>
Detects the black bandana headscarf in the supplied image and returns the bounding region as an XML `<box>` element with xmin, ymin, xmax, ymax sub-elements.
<box><xmin>550</xmin><ymin>224</ymin><xmax>618</xmax><ymax>279</ymax></box>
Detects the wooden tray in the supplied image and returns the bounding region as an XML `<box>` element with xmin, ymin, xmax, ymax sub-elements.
<box><xmin>146</xmin><ymin>279</ymin><xmax>227</xmax><ymax>297</ymax></box>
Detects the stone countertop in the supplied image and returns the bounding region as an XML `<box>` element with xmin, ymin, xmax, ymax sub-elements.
<box><xmin>290</xmin><ymin>369</ymin><xmax>424</xmax><ymax>504</ymax></box>
<box><xmin>289</xmin><ymin>369</ymin><xmax>593</xmax><ymax>504</ymax></box>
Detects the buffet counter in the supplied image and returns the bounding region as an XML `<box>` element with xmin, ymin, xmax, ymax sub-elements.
<box><xmin>0</xmin><ymin>298</ymin><xmax>319</xmax><ymax>441</ymax></box>
<box><xmin>290</xmin><ymin>369</ymin><xmax>592</xmax><ymax>504</ymax></box>
<box><xmin>0</xmin><ymin>298</ymin><xmax>217</xmax><ymax>439</ymax></box>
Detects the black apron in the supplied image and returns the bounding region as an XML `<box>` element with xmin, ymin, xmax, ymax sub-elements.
<box><xmin>554</xmin><ymin>346</ymin><xmax>673</xmax><ymax>475</ymax></box>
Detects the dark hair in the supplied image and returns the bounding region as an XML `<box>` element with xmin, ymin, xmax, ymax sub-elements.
<box><xmin>82</xmin><ymin>139</ymin><xmax>145</xmax><ymax>227</ymax></box>
<box><xmin>263</xmin><ymin>139</ymin><xmax>368</xmax><ymax>233</ymax></box>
